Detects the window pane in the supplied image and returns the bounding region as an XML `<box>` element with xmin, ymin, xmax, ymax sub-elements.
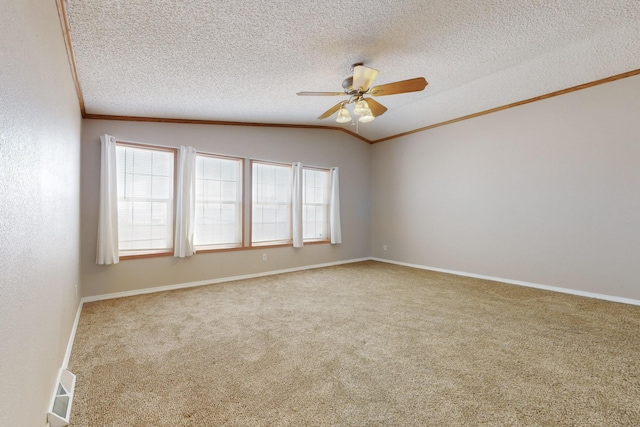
<box><xmin>253</xmin><ymin>223</ymin><xmax>263</xmax><ymax>242</ymax></box>
<box><xmin>303</xmin><ymin>168</ymin><xmax>330</xmax><ymax>241</ymax></box>
<box><xmin>204</xmin><ymin>179</ymin><xmax>220</xmax><ymax>199</ymax></box>
<box><xmin>263</xmin><ymin>205</ymin><xmax>276</xmax><ymax>223</ymax></box>
<box><xmin>221</xmin><ymin>204</ymin><xmax>236</xmax><ymax>222</ymax></box>
<box><xmin>132</xmin><ymin>202</ymin><xmax>152</xmax><ymax>225</ymax></box>
<box><xmin>133</xmin><ymin>149</ymin><xmax>153</xmax><ymax>175</ymax></box>
<box><xmin>194</xmin><ymin>155</ymin><xmax>242</xmax><ymax>248</ymax></box>
<box><xmin>132</xmin><ymin>174</ymin><xmax>151</xmax><ymax>198</ymax></box>
<box><xmin>152</xmin><ymin>150</ymin><xmax>171</xmax><ymax>176</ymax></box>
<box><xmin>151</xmin><ymin>175</ymin><xmax>170</xmax><ymax>199</ymax></box>
<box><xmin>116</xmin><ymin>144</ymin><xmax>174</xmax><ymax>252</ymax></box>
<box><xmin>221</xmin><ymin>181</ymin><xmax>236</xmax><ymax>200</ymax></box>
<box><xmin>263</xmin><ymin>223</ymin><xmax>276</xmax><ymax>241</ymax></box>
<box><xmin>221</xmin><ymin>160</ymin><xmax>236</xmax><ymax>181</ymax></box>
<box><xmin>252</xmin><ymin>162</ymin><xmax>292</xmax><ymax>244</ymax></box>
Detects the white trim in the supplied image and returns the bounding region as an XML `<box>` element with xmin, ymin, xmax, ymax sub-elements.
<box><xmin>371</xmin><ymin>257</ymin><xmax>640</xmax><ymax>307</ymax></box>
<box><xmin>68</xmin><ymin>256</ymin><xmax>639</xmax><ymax>375</ymax></box>
<box><xmin>82</xmin><ymin>258</ymin><xmax>371</xmax><ymax>303</ymax></box>
<box><xmin>50</xmin><ymin>300</ymin><xmax>83</xmax><ymax>427</ymax></box>
<box><xmin>62</xmin><ymin>301</ymin><xmax>84</xmax><ymax>369</ymax></box>
<box><xmin>52</xmin><ymin>255</ymin><xmax>639</xmax><ymax>427</ymax></box>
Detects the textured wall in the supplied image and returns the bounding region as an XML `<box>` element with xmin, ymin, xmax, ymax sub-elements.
<box><xmin>0</xmin><ymin>1</ymin><xmax>81</xmax><ymax>425</ymax></box>
<box><xmin>371</xmin><ymin>74</ymin><xmax>640</xmax><ymax>300</ymax></box>
<box><xmin>80</xmin><ymin>120</ymin><xmax>371</xmax><ymax>297</ymax></box>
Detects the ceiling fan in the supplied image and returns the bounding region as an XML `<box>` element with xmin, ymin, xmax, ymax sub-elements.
<box><xmin>297</xmin><ymin>63</ymin><xmax>428</xmax><ymax>123</ymax></box>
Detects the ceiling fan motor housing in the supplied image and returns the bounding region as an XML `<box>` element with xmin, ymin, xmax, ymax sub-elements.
<box><xmin>342</xmin><ymin>76</ymin><xmax>354</xmax><ymax>90</ymax></box>
<box><xmin>342</xmin><ymin>63</ymin><xmax>366</xmax><ymax>93</ymax></box>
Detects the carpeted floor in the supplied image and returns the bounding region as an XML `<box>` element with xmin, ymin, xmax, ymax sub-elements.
<box><xmin>68</xmin><ymin>261</ymin><xmax>640</xmax><ymax>426</ymax></box>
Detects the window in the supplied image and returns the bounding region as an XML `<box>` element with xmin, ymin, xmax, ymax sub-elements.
<box><xmin>194</xmin><ymin>154</ymin><xmax>243</xmax><ymax>249</ymax></box>
<box><xmin>101</xmin><ymin>138</ymin><xmax>336</xmax><ymax>261</ymax></box>
<box><xmin>303</xmin><ymin>168</ymin><xmax>330</xmax><ymax>242</ymax></box>
<box><xmin>251</xmin><ymin>161</ymin><xmax>292</xmax><ymax>245</ymax></box>
<box><xmin>116</xmin><ymin>143</ymin><xmax>175</xmax><ymax>255</ymax></box>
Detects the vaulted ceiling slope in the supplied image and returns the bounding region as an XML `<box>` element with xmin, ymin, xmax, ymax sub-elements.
<box><xmin>62</xmin><ymin>0</ymin><xmax>640</xmax><ymax>142</ymax></box>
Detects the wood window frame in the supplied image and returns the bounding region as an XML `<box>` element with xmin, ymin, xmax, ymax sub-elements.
<box><xmin>302</xmin><ymin>166</ymin><xmax>331</xmax><ymax>244</ymax></box>
<box><xmin>193</xmin><ymin>153</ymin><xmax>245</xmax><ymax>253</ymax></box>
<box><xmin>115</xmin><ymin>141</ymin><xmax>177</xmax><ymax>260</ymax></box>
<box><xmin>249</xmin><ymin>160</ymin><xmax>293</xmax><ymax>247</ymax></box>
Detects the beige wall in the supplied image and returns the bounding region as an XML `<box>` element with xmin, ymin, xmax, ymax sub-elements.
<box><xmin>0</xmin><ymin>1</ymin><xmax>82</xmax><ymax>425</ymax></box>
<box><xmin>1</xmin><ymin>4</ymin><xmax>636</xmax><ymax>425</ymax></box>
<box><xmin>80</xmin><ymin>120</ymin><xmax>371</xmax><ymax>297</ymax></box>
<box><xmin>371</xmin><ymin>74</ymin><xmax>640</xmax><ymax>300</ymax></box>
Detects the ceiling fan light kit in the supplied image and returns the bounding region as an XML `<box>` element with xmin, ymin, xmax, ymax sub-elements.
<box><xmin>358</xmin><ymin>111</ymin><xmax>375</xmax><ymax>123</ymax></box>
<box><xmin>297</xmin><ymin>63</ymin><xmax>428</xmax><ymax>124</ymax></box>
<box><xmin>336</xmin><ymin>106</ymin><xmax>352</xmax><ymax>123</ymax></box>
<box><xmin>353</xmin><ymin>100</ymin><xmax>369</xmax><ymax>115</ymax></box>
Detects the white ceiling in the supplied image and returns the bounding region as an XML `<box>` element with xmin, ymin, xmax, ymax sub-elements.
<box><xmin>63</xmin><ymin>0</ymin><xmax>640</xmax><ymax>142</ymax></box>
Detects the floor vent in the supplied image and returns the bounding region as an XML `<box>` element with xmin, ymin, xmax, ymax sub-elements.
<box><xmin>48</xmin><ymin>369</ymin><xmax>76</xmax><ymax>427</ymax></box>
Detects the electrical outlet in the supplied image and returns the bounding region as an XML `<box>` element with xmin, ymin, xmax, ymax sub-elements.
<box><xmin>383</xmin><ymin>245</ymin><xmax>388</xmax><ymax>251</ymax></box>
<box><xmin>262</xmin><ymin>253</ymin><xmax>267</xmax><ymax>261</ymax></box>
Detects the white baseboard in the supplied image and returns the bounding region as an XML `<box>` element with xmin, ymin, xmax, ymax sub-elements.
<box><xmin>65</xmin><ymin>258</ymin><xmax>366</xmax><ymax>374</ymax></box>
<box><xmin>62</xmin><ymin>256</ymin><xmax>638</xmax><ymax>390</ymax></box>
<box><xmin>62</xmin><ymin>301</ymin><xmax>84</xmax><ymax>369</ymax></box>
<box><xmin>79</xmin><ymin>255</ymin><xmax>640</xmax><ymax>306</ymax></box>
<box><xmin>371</xmin><ymin>257</ymin><xmax>640</xmax><ymax>306</ymax></box>
<box><xmin>82</xmin><ymin>257</ymin><xmax>371</xmax><ymax>303</ymax></box>
<box><xmin>66</xmin><ymin>256</ymin><xmax>638</xmax><ymax>371</ymax></box>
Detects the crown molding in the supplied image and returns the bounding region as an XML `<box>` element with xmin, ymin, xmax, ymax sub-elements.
<box><xmin>371</xmin><ymin>68</ymin><xmax>640</xmax><ymax>144</ymax></box>
<box><xmin>82</xmin><ymin>113</ymin><xmax>373</xmax><ymax>143</ymax></box>
<box><xmin>57</xmin><ymin>3</ymin><xmax>639</xmax><ymax>146</ymax></box>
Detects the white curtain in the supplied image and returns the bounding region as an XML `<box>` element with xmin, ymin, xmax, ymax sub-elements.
<box><xmin>174</xmin><ymin>146</ymin><xmax>197</xmax><ymax>257</ymax></box>
<box><xmin>330</xmin><ymin>167</ymin><xmax>342</xmax><ymax>244</ymax></box>
<box><xmin>292</xmin><ymin>162</ymin><xmax>304</xmax><ymax>247</ymax></box>
<box><xmin>96</xmin><ymin>134</ymin><xmax>119</xmax><ymax>265</ymax></box>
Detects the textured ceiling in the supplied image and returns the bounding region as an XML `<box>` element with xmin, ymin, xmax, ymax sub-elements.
<box><xmin>63</xmin><ymin>0</ymin><xmax>640</xmax><ymax>142</ymax></box>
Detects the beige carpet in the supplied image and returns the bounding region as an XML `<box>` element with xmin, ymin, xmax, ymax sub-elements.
<box><xmin>68</xmin><ymin>261</ymin><xmax>640</xmax><ymax>426</ymax></box>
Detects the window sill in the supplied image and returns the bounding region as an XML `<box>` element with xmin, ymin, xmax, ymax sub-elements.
<box><xmin>119</xmin><ymin>251</ymin><xmax>173</xmax><ymax>260</ymax></box>
<box><xmin>303</xmin><ymin>239</ymin><xmax>331</xmax><ymax>245</ymax></box>
<box><xmin>117</xmin><ymin>239</ymin><xmax>332</xmax><ymax>260</ymax></box>
<box><xmin>250</xmin><ymin>241</ymin><xmax>293</xmax><ymax>249</ymax></box>
<box><xmin>195</xmin><ymin>244</ymin><xmax>243</xmax><ymax>254</ymax></box>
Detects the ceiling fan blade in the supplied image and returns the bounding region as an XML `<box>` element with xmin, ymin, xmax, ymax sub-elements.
<box><xmin>369</xmin><ymin>77</ymin><xmax>428</xmax><ymax>96</ymax></box>
<box><xmin>318</xmin><ymin>102</ymin><xmax>344</xmax><ymax>119</ymax></box>
<box><xmin>297</xmin><ymin>91</ymin><xmax>345</xmax><ymax>96</ymax></box>
<box><xmin>363</xmin><ymin>98</ymin><xmax>388</xmax><ymax>117</ymax></box>
<box><xmin>352</xmin><ymin>65</ymin><xmax>379</xmax><ymax>92</ymax></box>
